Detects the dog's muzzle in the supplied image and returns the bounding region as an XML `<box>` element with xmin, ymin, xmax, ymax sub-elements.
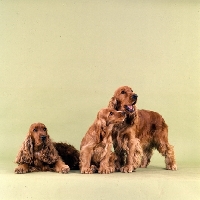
<box><xmin>132</xmin><ymin>94</ymin><xmax>138</xmax><ymax>105</ymax></box>
<box><xmin>124</xmin><ymin>94</ymin><xmax>137</xmax><ymax>112</ymax></box>
<box><xmin>40</xmin><ymin>135</ymin><xmax>47</xmax><ymax>142</ymax></box>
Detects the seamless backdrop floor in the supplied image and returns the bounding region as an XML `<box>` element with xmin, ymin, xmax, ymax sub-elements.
<box><xmin>1</xmin><ymin>160</ymin><xmax>200</xmax><ymax>200</ymax></box>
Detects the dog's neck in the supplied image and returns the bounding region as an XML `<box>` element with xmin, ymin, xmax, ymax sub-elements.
<box><xmin>125</xmin><ymin>113</ymin><xmax>135</xmax><ymax>125</ymax></box>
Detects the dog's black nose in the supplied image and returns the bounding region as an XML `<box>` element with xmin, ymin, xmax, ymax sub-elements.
<box><xmin>40</xmin><ymin>135</ymin><xmax>47</xmax><ymax>142</ymax></box>
<box><xmin>132</xmin><ymin>94</ymin><xmax>138</xmax><ymax>100</ymax></box>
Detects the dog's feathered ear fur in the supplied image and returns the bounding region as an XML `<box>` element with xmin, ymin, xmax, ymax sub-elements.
<box><xmin>92</xmin><ymin>111</ymin><xmax>107</xmax><ymax>144</ymax></box>
<box><xmin>108</xmin><ymin>97</ymin><xmax>119</xmax><ymax>110</ymax></box>
<box><xmin>15</xmin><ymin>134</ymin><xmax>34</xmax><ymax>164</ymax></box>
<box><xmin>98</xmin><ymin>118</ymin><xmax>107</xmax><ymax>132</ymax></box>
<box><xmin>97</xmin><ymin>111</ymin><xmax>107</xmax><ymax>131</ymax></box>
<box><xmin>39</xmin><ymin>137</ymin><xmax>59</xmax><ymax>164</ymax></box>
<box><xmin>96</xmin><ymin>111</ymin><xmax>114</xmax><ymax>143</ymax></box>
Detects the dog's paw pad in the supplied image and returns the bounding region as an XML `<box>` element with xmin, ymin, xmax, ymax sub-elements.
<box><xmin>14</xmin><ymin>167</ymin><xmax>28</xmax><ymax>174</ymax></box>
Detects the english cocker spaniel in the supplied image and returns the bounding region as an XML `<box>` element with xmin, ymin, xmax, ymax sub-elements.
<box><xmin>79</xmin><ymin>108</ymin><xmax>126</xmax><ymax>174</ymax></box>
<box><xmin>108</xmin><ymin>86</ymin><xmax>177</xmax><ymax>172</ymax></box>
<box><xmin>15</xmin><ymin>123</ymin><xmax>79</xmax><ymax>174</ymax></box>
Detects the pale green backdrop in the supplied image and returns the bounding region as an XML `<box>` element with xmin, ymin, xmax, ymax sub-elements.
<box><xmin>0</xmin><ymin>1</ymin><xmax>200</xmax><ymax>200</ymax></box>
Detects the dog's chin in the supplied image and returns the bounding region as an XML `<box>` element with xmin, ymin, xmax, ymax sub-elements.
<box><xmin>34</xmin><ymin>141</ymin><xmax>47</xmax><ymax>151</ymax></box>
<box><xmin>121</xmin><ymin>120</ymin><xmax>126</xmax><ymax>125</ymax></box>
<box><xmin>115</xmin><ymin>119</ymin><xmax>125</xmax><ymax>126</ymax></box>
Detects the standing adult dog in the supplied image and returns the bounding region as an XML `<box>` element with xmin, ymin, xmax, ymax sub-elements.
<box><xmin>108</xmin><ymin>86</ymin><xmax>177</xmax><ymax>172</ymax></box>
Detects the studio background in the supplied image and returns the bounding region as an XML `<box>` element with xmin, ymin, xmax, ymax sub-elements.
<box><xmin>0</xmin><ymin>1</ymin><xmax>199</xmax><ymax>200</ymax></box>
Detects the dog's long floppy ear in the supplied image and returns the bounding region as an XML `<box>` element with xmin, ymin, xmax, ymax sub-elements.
<box><xmin>15</xmin><ymin>133</ymin><xmax>33</xmax><ymax>164</ymax></box>
<box><xmin>94</xmin><ymin>111</ymin><xmax>107</xmax><ymax>142</ymax></box>
<box><xmin>39</xmin><ymin>136</ymin><xmax>59</xmax><ymax>164</ymax></box>
<box><xmin>108</xmin><ymin>97</ymin><xmax>118</xmax><ymax>110</ymax></box>
<box><xmin>97</xmin><ymin>110</ymin><xmax>107</xmax><ymax>128</ymax></box>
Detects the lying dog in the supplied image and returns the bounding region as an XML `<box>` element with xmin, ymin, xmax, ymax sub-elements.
<box><xmin>15</xmin><ymin>123</ymin><xmax>79</xmax><ymax>174</ymax></box>
<box><xmin>108</xmin><ymin>86</ymin><xmax>177</xmax><ymax>172</ymax></box>
<box><xmin>79</xmin><ymin>108</ymin><xmax>126</xmax><ymax>174</ymax></box>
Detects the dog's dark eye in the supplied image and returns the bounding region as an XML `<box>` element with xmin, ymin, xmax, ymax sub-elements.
<box><xmin>109</xmin><ymin>112</ymin><xmax>114</xmax><ymax>116</ymax></box>
<box><xmin>33</xmin><ymin>128</ymin><xmax>37</xmax><ymax>132</ymax></box>
<box><xmin>121</xmin><ymin>91</ymin><xmax>125</xmax><ymax>94</ymax></box>
<box><xmin>43</xmin><ymin>128</ymin><xmax>47</xmax><ymax>131</ymax></box>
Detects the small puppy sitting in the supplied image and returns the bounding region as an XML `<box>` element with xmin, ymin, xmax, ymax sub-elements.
<box><xmin>80</xmin><ymin>108</ymin><xmax>126</xmax><ymax>174</ymax></box>
<box><xmin>15</xmin><ymin>123</ymin><xmax>78</xmax><ymax>174</ymax></box>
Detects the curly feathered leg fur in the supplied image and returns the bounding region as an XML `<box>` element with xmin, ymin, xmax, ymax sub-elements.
<box><xmin>120</xmin><ymin>138</ymin><xmax>143</xmax><ymax>173</ymax></box>
<box><xmin>114</xmin><ymin>141</ymin><xmax>143</xmax><ymax>172</ymax></box>
<box><xmin>140</xmin><ymin>149</ymin><xmax>153</xmax><ymax>168</ymax></box>
<box><xmin>131</xmin><ymin>139</ymin><xmax>143</xmax><ymax>169</ymax></box>
<box><xmin>157</xmin><ymin>143</ymin><xmax>177</xmax><ymax>170</ymax></box>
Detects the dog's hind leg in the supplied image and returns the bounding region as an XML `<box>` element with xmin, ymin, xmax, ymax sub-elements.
<box><xmin>155</xmin><ymin>120</ymin><xmax>177</xmax><ymax>170</ymax></box>
<box><xmin>140</xmin><ymin>148</ymin><xmax>153</xmax><ymax>168</ymax></box>
<box><xmin>160</xmin><ymin>143</ymin><xmax>177</xmax><ymax>170</ymax></box>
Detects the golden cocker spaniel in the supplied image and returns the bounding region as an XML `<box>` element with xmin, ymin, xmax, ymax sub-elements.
<box><xmin>15</xmin><ymin>123</ymin><xmax>79</xmax><ymax>174</ymax></box>
<box><xmin>79</xmin><ymin>108</ymin><xmax>126</xmax><ymax>174</ymax></box>
<box><xmin>108</xmin><ymin>86</ymin><xmax>177</xmax><ymax>172</ymax></box>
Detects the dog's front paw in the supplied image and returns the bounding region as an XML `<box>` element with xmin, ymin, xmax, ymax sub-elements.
<box><xmin>110</xmin><ymin>166</ymin><xmax>116</xmax><ymax>173</ymax></box>
<box><xmin>60</xmin><ymin>165</ymin><xmax>70</xmax><ymax>174</ymax></box>
<box><xmin>98</xmin><ymin>167</ymin><xmax>113</xmax><ymax>174</ymax></box>
<box><xmin>140</xmin><ymin>162</ymin><xmax>148</xmax><ymax>168</ymax></box>
<box><xmin>120</xmin><ymin>165</ymin><xmax>135</xmax><ymax>173</ymax></box>
<box><xmin>166</xmin><ymin>164</ymin><xmax>177</xmax><ymax>171</ymax></box>
<box><xmin>15</xmin><ymin>164</ymin><xmax>29</xmax><ymax>174</ymax></box>
<box><xmin>81</xmin><ymin>167</ymin><xmax>94</xmax><ymax>174</ymax></box>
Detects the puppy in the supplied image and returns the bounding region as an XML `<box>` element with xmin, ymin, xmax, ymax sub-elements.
<box><xmin>108</xmin><ymin>86</ymin><xmax>177</xmax><ymax>171</ymax></box>
<box><xmin>80</xmin><ymin>108</ymin><xmax>125</xmax><ymax>174</ymax></box>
